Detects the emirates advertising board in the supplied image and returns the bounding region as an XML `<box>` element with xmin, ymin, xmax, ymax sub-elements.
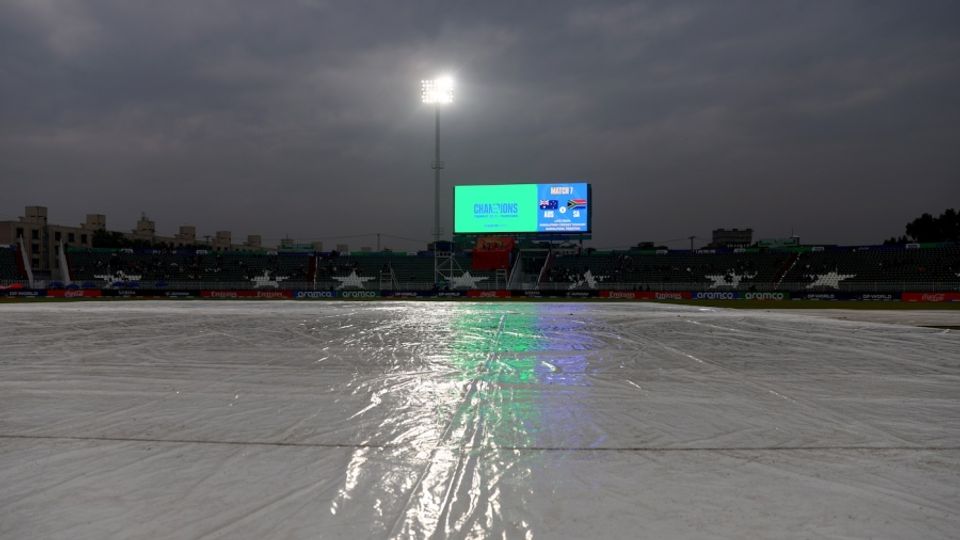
<box><xmin>454</xmin><ymin>183</ymin><xmax>591</xmax><ymax>234</ymax></box>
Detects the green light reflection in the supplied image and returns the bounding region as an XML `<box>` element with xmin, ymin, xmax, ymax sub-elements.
<box><xmin>444</xmin><ymin>303</ymin><xmax>588</xmax><ymax>449</ymax></box>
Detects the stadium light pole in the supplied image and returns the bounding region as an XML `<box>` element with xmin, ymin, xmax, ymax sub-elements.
<box><xmin>421</xmin><ymin>75</ymin><xmax>454</xmax><ymax>286</ymax></box>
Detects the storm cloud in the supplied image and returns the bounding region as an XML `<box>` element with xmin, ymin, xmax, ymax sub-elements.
<box><xmin>2</xmin><ymin>0</ymin><xmax>958</xmax><ymax>249</ymax></box>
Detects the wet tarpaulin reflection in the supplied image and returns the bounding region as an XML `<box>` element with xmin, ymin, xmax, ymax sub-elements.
<box><xmin>393</xmin><ymin>303</ymin><xmax>596</xmax><ymax>537</ymax></box>
<box><xmin>326</xmin><ymin>303</ymin><xmax>599</xmax><ymax>537</ymax></box>
<box><xmin>444</xmin><ymin>304</ymin><xmax>592</xmax><ymax>450</ymax></box>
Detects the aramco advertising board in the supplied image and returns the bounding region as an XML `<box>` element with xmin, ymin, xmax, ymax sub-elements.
<box><xmin>454</xmin><ymin>183</ymin><xmax>591</xmax><ymax>234</ymax></box>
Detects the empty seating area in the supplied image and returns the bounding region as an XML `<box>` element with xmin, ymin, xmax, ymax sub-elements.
<box><xmin>1</xmin><ymin>246</ymin><xmax>26</xmax><ymax>282</ymax></box>
<box><xmin>67</xmin><ymin>249</ymin><xmax>313</xmax><ymax>287</ymax></box>
<box><xmin>314</xmin><ymin>253</ymin><xmax>500</xmax><ymax>288</ymax></box>
<box><xmin>547</xmin><ymin>251</ymin><xmax>792</xmax><ymax>288</ymax></box>
<box><xmin>69</xmin><ymin>249</ymin><xmax>204</xmax><ymax>283</ymax></box>
<box><xmin>454</xmin><ymin>255</ymin><xmax>502</xmax><ymax>283</ymax></box>
<box><xmin>384</xmin><ymin>255</ymin><xmax>436</xmax><ymax>284</ymax></box>
<box><xmin>199</xmin><ymin>252</ymin><xmax>313</xmax><ymax>283</ymax></box>
<box><xmin>41</xmin><ymin>244</ymin><xmax>960</xmax><ymax>291</ymax></box>
<box><xmin>782</xmin><ymin>245</ymin><xmax>960</xmax><ymax>287</ymax></box>
<box><xmin>315</xmin><ymin>253</ymin><xmax>435</xmax><ymax>284</ymax></box>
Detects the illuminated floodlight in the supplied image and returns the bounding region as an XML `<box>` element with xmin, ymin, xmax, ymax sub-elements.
<box><xmin>421</xmin><ymin>75</ymin><xmax>454</xmax><ymax>105</ymax></box>
<box><xmin>420</xmin><ymin>73</ymin><xmax>455</xmax><ymax>287</ymax></box>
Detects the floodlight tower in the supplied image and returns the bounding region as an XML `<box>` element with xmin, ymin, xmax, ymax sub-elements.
<box><xmin>421</xmin><ymin>75</ymin><xmax>454</xmax><ymax>286</ymax></box>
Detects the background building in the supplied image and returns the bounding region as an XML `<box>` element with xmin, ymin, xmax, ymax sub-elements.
<box><xmin>711</xmin><ymin>228</ymin><xmax>753</xmax><ymax>248</ymax></box>
<box><xmin>0</xmin><ymin>205</ymin><xmax>301</xmax><ymax>274</ymax></box>
<box><xmin>0</xmin><ymin>206</ymin><xmax>94</xmax><ymax>273</ymax></box>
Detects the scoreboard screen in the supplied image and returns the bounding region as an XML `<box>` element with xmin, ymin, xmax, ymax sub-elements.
<box><xmin>454</xmin><ymin>183</ymin><xmax>591</xmax><ymax>234</ymax></box>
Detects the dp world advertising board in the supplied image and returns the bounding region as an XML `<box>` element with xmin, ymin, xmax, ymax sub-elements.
<box><xmin>454</xmin><ymin>183</ymin><xmax>591</xmax><ymax>234</ymax></box>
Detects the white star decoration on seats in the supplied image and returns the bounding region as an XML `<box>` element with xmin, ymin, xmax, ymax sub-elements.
<box><xmin>448</xmin><ymin>271</ymin><xmax>489</xmax><ymax>289</ymax></box>
<box><xmin>251</xmin><ymin>270</ymin><xmax>289</xmax><ymax>289</ymax></box>
<box><xmin>569</xmin><ymin>269</ymin><xmax>607</xmax><ymax>290</ymax></box>
<box><xmin>705</xmin><ymin>271</ymin><xmax>757</xmax><ymax>289</ymax></box>
<box><xmin>94</xmin><ymin>271</ymin><xmax>142</xmax><ymax>285</ymax></box>
<box><xmin>333</xmin><ymin>270</ymin><xmax>375</xmax><ymax>290</ymax></box>
<box><xmin>806</xmin><ymin>270</ymin><xmax>856</xmax><ymax>289</ymax></box>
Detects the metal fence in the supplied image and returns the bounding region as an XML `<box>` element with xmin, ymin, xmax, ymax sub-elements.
<box><xmin>508</xmin><ymin>281</ymin><xmax>960</xmax><ymax>293</ymax></box>
<box><xmin>14</xmin><ymin>279</ymin><xmax>959</xmax><ymax>293</ymax></box>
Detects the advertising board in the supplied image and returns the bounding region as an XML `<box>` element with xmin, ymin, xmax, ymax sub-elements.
<box><xmin>454</xmin><ymin>183</ymin><xmax>590</xmax><ymax>234</ymax></box>
<box><xmin>902</xmin><ymin>292</ymin><xmax>960</xmax><ymax>302</ymax></box>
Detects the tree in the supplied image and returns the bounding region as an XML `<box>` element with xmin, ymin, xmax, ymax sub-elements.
<box><xmin>91</xmin><ymin>229</ymin><xmax>128</xmax><ymax>248</ymax></box>
<box><xmin>887</xmin><ymin>208</ymin><xmax>960</xmax><ymax>244</ymax></box>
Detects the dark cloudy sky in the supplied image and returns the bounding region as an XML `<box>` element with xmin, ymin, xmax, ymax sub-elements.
<box><xmin>1</xmin><ymin>1</ymin><xmax>958</xmax><ymax>249</ymax></box>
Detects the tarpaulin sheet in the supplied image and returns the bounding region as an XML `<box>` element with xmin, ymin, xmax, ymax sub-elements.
<box><xmin>1</xmin><ymin>301</ymin><xmax>958</xmax><ymax>539</ymax></box>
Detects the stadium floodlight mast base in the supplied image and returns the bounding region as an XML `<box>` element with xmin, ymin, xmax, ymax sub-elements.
<box><xmin>421</xmin><ymin>75</ymin><xmax>454</xmax><ymax>288</ymax></box>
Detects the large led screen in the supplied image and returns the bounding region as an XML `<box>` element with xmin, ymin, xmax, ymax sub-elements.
<box><xmin>454</xmin><ymin>183</ymin><xmax>590</xmax><ymax>234</ymax></box>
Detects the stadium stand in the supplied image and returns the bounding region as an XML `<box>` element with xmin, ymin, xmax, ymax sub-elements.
<box><xmin>546</xmin><ymin>250</ymin><xmax>792</xmax><ymax>289</ymax></box>
<box><xmin>200</xmin><ymin>252</ymin><xmax>313</xmax><ymax>284</ymax></box>
<box><xmin>69</xmin><ymin>249</ymin><xmax>203</xmax><ymax>284</ymax></box>
<box><xmin>454</xmin><ymin>255</ymin><xmax>502</xmax><ymax>285</ymax></box>
<box><xmin>780</xmin><ymin>244</ymin><xmax>960</xmax><ymax>290</ymax></box>
<box><xmin>1</xmin><ymin>245</ymin><xmax>27</xmax><ymax>282</ymax></box>
<box><xmin>315</xmin><ymin>253</ymin><xmax>435</xmax><ymax>287</ymax></box>
<box><xmin>55</xmin><ymin>243</ymin><xmax>960</xmax><ymax>292</ymax></box>
<box><xmin>67</xmin><ymin>248</ymin><xmax>314</xmax><ymax>288</ymax></box>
